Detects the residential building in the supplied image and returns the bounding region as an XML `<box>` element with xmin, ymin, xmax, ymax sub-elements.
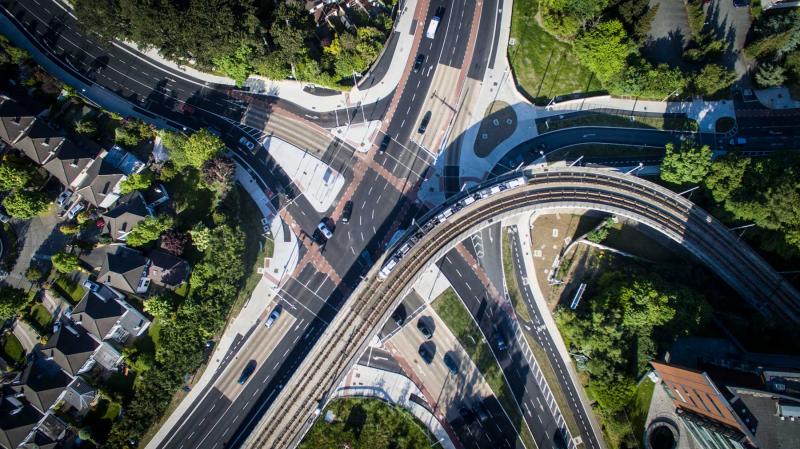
<box><xmin>70</xmin><ymin>288</ymin><xmax>151</xmax><ymax>344</ymax></box>
<box><xmin>89</xmin><ymin>244</ymin><xmax>150</xmax><ymax>295</ymax></box>
<box><xmin>42</xmin><ymin>140</ymin><xmax>98</xmax><ymax>189</ymax></box>
<box><xmin>74</xmin><ymin>159</ymin><xmax>127</xmax><ymax>209</ymax></box>
<box><xmin>0</xmin><ymin>391</ymin><xmax>42</xmax><ymax>449</ymax></box>
<box><xmin>60</xmin><ymin>377</ymin><xmax>96</xmax><ymax>417</ymax></box>
<box><xmin>39</xmin><ymin>324</ymin><xmax>99</xmax><ymax>377</ymax></box>
<box><xmin>0</xmin><ymin>96</ymin><xmax>35</xmax><ymax>145</ymax></box>
<box><xmin>147</xmin><ymin>250</ymin><xmax>190</xmax><ymax>290</ymax></box>
<box><xmin>760</xmin><ymin>0</ymin><xmax>800</xmax><ymax>10</ymax></box>
<box><xmin>9</xmin><ymin>359</ymin><xmax>70</xmax><ymax>414</ymax></box>
<box><xmin>20</xmin><ymin>412</ymin><xmax>67</xmax><ymax>448</ymax></box>
<box><xmin>13</xmin><ymin>120</ymin><xmax>64</xmax><ymax>165</ymax></box>
<box><xmin>101</xmin><ymin>191</ymin><xmax>152</xmax><ymax>242</ymax></box>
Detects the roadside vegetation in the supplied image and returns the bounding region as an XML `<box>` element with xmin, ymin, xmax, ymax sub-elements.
<box><xmin>432</xmin><ymin>288</ymin><xmax>537</xmax><ymax>449</ymax></box>
<box><xmin>537</xmin><ymin>112</ymin><xmax>698</xmax><ymax>134</ymax></box>
<box><xmin>501</xmin><ymin>230</ymin><xmax>531</xmax><ymax>322</ymax></box>
<box><xmin>298</xmin><ymin>397</ymin><xmax>432</xmax><ymax>449</ymax></box>
<box><xmin>744</xmin><ymin>10</ymin><xmax>800</xmax><ymax>93</ymax></box>
<box><xmin>72</xmin><ymin>0</ymin><xmax>395</xmax><ymax>88</ymax></box>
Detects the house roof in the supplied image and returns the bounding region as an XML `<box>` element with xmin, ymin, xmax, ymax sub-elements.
<box><xmin>40</xmin><ymin>324</ymin><xmax>98</xmax><ymax>376</ymax></box>
<box><xmin>95</xmin><ymin>245</ymin><xmax>148</xmax><ymax>294</ymax></box>
<box><xmin>102</xmin><ymin>192</ymin><xmax>150</xmax><ymax>241</ymax></box>
<box><xmin>42</xmin><ymin>140</ymin><xmax>96</xmax><ymax>187</ymax></box>
<box><xmin>148</xmin><ymin>250</ymin><xmax>189</xmax><ymax>288</ymax></box>
<box><xmin>62</xmin><ymin>376</ymin><xmax>96</xmax><ymax>412</ymax></box>
<box><xmin>0</xmin><ymin>392</ymin><xmax>43</xmax><ymax>449</ymax></box>
<box><xmin>14</xmin><ymin>119</ymin><xmax>65</xmax><ymax>165</ymax></box>
<box><xmin>12</xmin><ymin>358</ymin><xmax>70</xmax><ymax>414</ymax></box>
<box><xmin>71</xmin><ymin>291</ymin><xmax>126</xmax><ymax>341</ymax></box>
<box><xmin>75</xmin><ymin>159</ymin><xmax>125</xmax><ymax>207</ymax></box>
<box><xmin>20</xmin><ymin>429</ymin><xmax>59</xmax><ymax>449</ymax></box>
<box><xmin>0</xmin><ymin>96</ymin><xmax>35</xmax><ymax>144</ymax></box>
<box><xmin>33</xmin><ymin>412</ymin><xmax>66</xmax><ymax>443</ymax></box>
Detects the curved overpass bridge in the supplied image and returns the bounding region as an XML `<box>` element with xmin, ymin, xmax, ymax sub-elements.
<box><xmin>244</xmin><ymin>167</ymin><xmax>800</xmax><ymax>448</ymax></box>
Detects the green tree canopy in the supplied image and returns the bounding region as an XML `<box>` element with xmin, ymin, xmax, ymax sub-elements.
<box><xmin>119</xmin><ymin>171</ymin><xmax>154</xmax><ymax>195</ymax></box>
<box><xmin>126</xmin><ymin>215</ymin><xmax>174</xmax><ymax>247</ymax></box>
<box><xmin>573</xmin><ymin>20</ymin><xmax>635</xmax><ymax>83</ymax></box>
<box><xmin>693</xmin><ymin>64</ymin><xmax>737</xmax><ymax>96</ymax></box>
<box><xmin>755</xmin><ymin>63</ymin><xmax>787</xmax><ymax>88</ymax></box>
<box><xmin>51</xmin><ymin>251</ymin><xmax>81</xmax><ymax>274</ymax></box>
<box><xmin>2</xmin><ymin>190</ymin><xmax>49</xmax><ymax>219</ymax></box>
<box><xmin>0</xmin><ymin>285</ymin><xmax>26</xmax><ymax>322</ymax></box>
<box><xmin>144</xmin><ymin>295</ymin><xmax>175</xmax><ymax>319</ymax></box>
<box><xmin>74</xmin><ymin>118</ymin><xmax>98</xmax><ymax>137</ymax></box>
<box><xmin>0</xmin><ymin>159</ymin><xmax>39</xmax><ymax>191</ymax></box>
<box><xmin>170</xmin><ymin>129</ymin><xmax>225</xmax><ymax>169</ymax></box>
<box><xmin>660</xmin><ymin>141</ymin><xmax>712</xmax><ymax>185</ymax></box>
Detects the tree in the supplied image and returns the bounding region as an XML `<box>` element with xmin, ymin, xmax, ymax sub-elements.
<box><xmin>59</xmin><ymin>223</ymin><xmax>80</xmax><ymax>236</ymax></box>
<box><xmin>74</xmin><ymin>119</ymin><xmax>98</xmax><ymax>137</ymax></box>
<box><xmin>115</xmin><ymin>119</ymin><xmax>154</xmax><ymax>149</ymax></box>
<box><xmin>126</xmin><ymin>215</ymin><xmax>174</xmax><ymax>247</ymax></box>
<box><xmin>0</xmin><ymin>285</ymin><xmax>26</xmax><ymax>321</ymax></box>
<box><xmin>0</xmin><ymin>159</ymin><xmax>38</xmax><ymax>191</ymax></box>
<box><xmin>51</xmin><ymin>251</ymin><xmax>81</xmax><ymax>274</ymax></box>
<box><xmin>25</xmin><ymin>266</ymin><xmax>45</xmax><ymax>283</ymax></box>
<box><xmin>188</xmin><ymin>224</ymin><xmax>212</xmax><ymax>252</ymax></box>
<box><xmin>212</xmin><ymin>44</ymin><xmax>252</xmax><ymax>87</ymax></box>
<box><xmin>2</xmin><ymin>190</ymin><xmax>49</xmax><ymax>219</ymax></box>
<box><xmin>574</xmin><ymin>20</ymin><xmax>635</xmax><ymax>83</ymax></box>
<box><xmin>609</xmin><ymin>60</ymin><xmax>687</xmax><ymax>98</ymax></box>
<box><xmin>540</xmin><ymin>0</ymin><xmax>609</xmax><ymax>38</ymax></box>
<box><xmin>160</xmin><ymin>230</ymin><xmax>189</xmax><ymax>256</ymax></box>
<box><xmin>119</xmin><ymin>171</ymin><xmax>153</xmax><ymax>195</ymax></box>
<box><xmin>660</xmin><ymin>142</ymin><xmax>712</xmax><ymax>185</ymax></box>
<box><xmin>755</xmin><ymin>63</ymin><xmax>787</xmax><ymax>88</ymax></box>
<box><xmin>704</xmin><ymin>155</ymin><xmax>749</xmax><ymax>202</ymax></box>
<box><xmin>171</xmin><ymin>129</ymin><xmax>224</xmax><ymax>169</ymax></box>
<box><xmin>144</xmin><ymin>295</ymin><xmax>174</xmax><ymax>319</ymax></box>
<box><xmin>693</xmin><ymin>64</ymin><xmax>737</xmax><ymax>96</ymax></box>
<box><xmin>202</xmin><ymin>156</ymin><xmax>235</xmax><ymax>195</ymax></box>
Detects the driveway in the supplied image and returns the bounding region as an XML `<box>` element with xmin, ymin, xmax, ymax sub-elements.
<box><xmin>643</xmin><ymin>0</ymin><xmax>693</xmax><ymax>69</ymax></box>
<box><xmin>707</xmin><ymin>0</ymin><xmax>752</xmax><ymax>79</ymax></box>
<box><xmin>4</xmin><ymin>209</ymin><xmax>68</xmax><ymax>289</ymax></box>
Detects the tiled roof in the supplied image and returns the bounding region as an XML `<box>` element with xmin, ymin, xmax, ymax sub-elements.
<box><xmin>75</xmin><ymin>159</ymin><xmax>125</xmax><ymax>207</ymax></box>
<box><xmin>42</xmin><ymin>140</ymin><xmax>96</xmax><ymax>187</ymax></box>
<box><xmin>12</xmin><ymin>358</ymin><xmax>70</xmax><ymax>413</ymax></box>
<box><xmin>14</xmin><ymin>119</ymin><xmax>64</xmax><ymax>165</ymax></box>
<box><xmin>0</xmin><ymin>96</ymin><xmax>35</xmax><ymax>144</ymax></box>
<box><xmin>40</xmin><ymin>325</ymin><xmax>98</xmax><ymax>376</ymax></box>
<box><xmin>102</xmin><ymin>192</ymin><xmax>150</xmax><ymax>241</ymax></box>
<box><xmin>148</xmin><ymin>250</ymin><xmax>189</xmax><ymax>288</ymax></box>
<box><xmin>71</xmin><ymin>291</ymin><xmax>126</xmax><ymax>341</ymax></box>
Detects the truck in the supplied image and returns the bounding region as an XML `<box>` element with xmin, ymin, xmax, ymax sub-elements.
<box><xmin>426</xmin><ymin>8</ymin><xmax>443</xmax><ymax>39</ymax></box>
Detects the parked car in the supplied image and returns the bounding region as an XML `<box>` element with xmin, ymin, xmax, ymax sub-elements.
<box><xmin>82</xmin><ymin>279</ymin><xmax>100</xmax><ymax>292</ymax></box>
<box><xmin>317</xmin><ymin>220</ymin><xmax>333</xmax><ymax>239</ymax></box>
<box><xmin>494</xmin><ymin>331</ymin><xmax>507</xmax><ymax>351</ymax></box>
<box><xmin>732</xmin><ymin>0</ymin><xmax>749</xmax><ymax>7</ymax></box>
<box><xmin>238</xmin><ymin>360</ymin><xmax>257</xmax><ymax>384</ymax></box>
<box><xmin>418</xmin><ymin>111</ymin><xmax>432</xmax><ymax>134</ymax></box>
<box><xmin>443</xmin><ymin>353</ymin><xmax>459</xmax><ymax>374</ymax></box>
<box><xmin>391</xmin><ymin>305</ymin><xmax>405</xmax><ymax>326</ymax></box>
<box><xmin>239</xmin><ymin>136</ymin><xmax>256</xmax><ymax>152</ymax></box>
<box><xmin>418</xmin><ymin>344</ymin><xmax>434</xmax><ymax>364</ymax></box>
<box><xmin>341</xmin><ymin>201</ymin><xmax>353</xmax><ymax>224</ymax></box>
<box><xmin>379</xmin><ymin>134</ymin><xmax>391</xmax><ymax>153</ymax></box>
<box><xmin>413</xmin><ymin>54</ymin><xmax>426</xmax><ymax>72</ymax></box>
<box><xmin>417</xmin><ymin>318</ymin><xmax>433</xmax><ymax>340</ymax></box>
<box><xmin>265</xmin><ymin>305</ymin><xmax>282</xmax><ymax>328</ymax></box>
<box><xmin>66</xmin><ymin>202</ymin><xmax>85</xmax><ymax>220</ymax></box>
<box><xmin>56</xmin><ymin>191</ymin><xmax>72</xmax><ymax>208</ymax></box>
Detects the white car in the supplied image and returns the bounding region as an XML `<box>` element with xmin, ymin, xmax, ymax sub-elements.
<box><xmin>265</xmin><ymin>305</ymin><xmax>282</xmax><ymax>328</ymax></box>
<box><xmin>317</xmin><ymin>221</ymin><xmax>333</xmax><ymax>239</ymax></box>
<box><xmin>56</xmin><ymin>191</ymin><xmax>72</xmax><ymax>208</ymax></box>
<box><xmin>66</xmin><ymin>202</ymin><xmax>84</xmax><ymax>220</ymax></box>
<box><xmin>83</xmin><ymin>279</ymin><xmax>100</xmax><ymax>292</ymax></box>
<box><xmin>239</xmin><ymin>136</ymin><xmax>256</xmax><ymax>152</ymax></box>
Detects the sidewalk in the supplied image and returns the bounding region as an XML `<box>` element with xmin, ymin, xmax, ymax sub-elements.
<box><xmin>334</xmin><ymin>363</ymin><xmax>457</xmax><ymax>449</ymax></box>
<box><xmin>753</xmin><ymin>86</ymin><xmax>800</xmax><ymax>109</ymax></box>
<box><xmin>266</xmin><ymin>136</ymin><xmax>345</xmax><ymax>213</ymax></box>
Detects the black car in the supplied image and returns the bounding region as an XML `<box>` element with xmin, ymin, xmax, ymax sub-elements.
<box><xmin>413</xmin><ymin>54</ymin><xmax>426</xmax><ymax>72</ymax></box>
<box><xmin>379</xmin><ymin>134</ymin><xmax>391</xmax><ymax>153</ymax></box>
<box><xmin>341</xmin><ymin>200</ymin><xmax>353</xmax><ymax>223</ymax></box>
<box><xmin>443</xmin><ymin>353</ymin><xmax>459</xmax><ymax>374</ymax></box>
<box><xmin>418</xmin><ymin>111</ymin><xmax>432</xmax><ymax>134</ymax></box>
<box><xmin>458</xmin><ymin>405</ymin><xmax>474</xmax><ymax>422</ymax></box>
<box><xmin>238</xmin><ymin>360</ymin><xmax>257</xmax><ymax>384</ymax></box>
<box><xmin>418</xmin><ymin>345</ymin><xmax>434</xmax><ymax>364</ymax></box>
<box><xmin>495</xmin><ymin>331</ymin><xmax>507</xmax><ymax>351</ymax></box>
<box><xmin>473</xmin><ymin>402</ymin><xmax>490</xmax><ymax>422</ymax></box>
<box><xmin>417</xmin><ymin>319</ymin><xmax>433</xmax><ymax>339</ymax></box>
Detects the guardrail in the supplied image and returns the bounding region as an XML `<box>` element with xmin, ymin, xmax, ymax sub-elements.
<box><xmin>244</xmin><ymin>167</ymin><xmax>800</xmax><ymax>449</ymax></box>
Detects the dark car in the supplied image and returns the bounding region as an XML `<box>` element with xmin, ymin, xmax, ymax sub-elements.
<box><xmin>341</xmin><ymin>200</ymin><xmax>353</xmax><ymax>224</ymax></box>
<box><xmin>473</xmin><ymin>402</ymin><xmax>490</xmax><ymax>422</ymax></box>
<box><xmin>379</xmin><ymin>134</ymin><xmax>391</xmax><ymax>153</ymax></box>
<box><xmin>238</xmin><ymin>360</ymin><xmax>257</xmax><ymax>384</ymax></box>
<box><xmin>443</xmin><ymin>353</ymin><xmax>459</xmax><ymax>374</ymax></box>
<box><xmin>418</xmin><ymin>345</ymin><xmax>434</xmax><ymax>364</ymax></box>
<box><xmin>458</xmin><ymin>405</ymin><xmax>474</xmax><ymax>422</ymax></box>
<box><xmin>732</xmin><ymin>0</ymin><xmax>748</xmax><ymax>7</ymax></box>
<box><xmin>417</xmin><ymin>318</ymin><xmax>433</xmax><ymax>339</ymax></box>
<box><xmin>413</xmin><ymin>54</ymin><xmax>426</xmax><ymax>72</ymax></box>
<box><xmin>495</xmin><ymin>331</ymin><xmax>507</xmax><ymax>351</ymax></box>
<box><xmin>418</xmin><ymin>111</ymin><xmax>432</xmax><ymax>134</ymax></box>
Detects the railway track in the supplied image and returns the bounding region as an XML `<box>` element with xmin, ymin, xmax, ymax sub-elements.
<box><xmin>245</xmin><ymin>167</ymin><xmax>800</xmax><ymax>448</ymax></box>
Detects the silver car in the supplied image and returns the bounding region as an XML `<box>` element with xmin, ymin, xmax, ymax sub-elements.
<box><xmin>317</xmin><ymin>221</ymin><xmax>333</xmax><ymax>239</ymax></box>
<box><xmin>265</xmin><ymin>305</ymin><xmax>282</xmax><ymax>328</ymax></box>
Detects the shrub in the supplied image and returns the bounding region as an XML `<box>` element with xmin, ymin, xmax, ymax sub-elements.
<box><xmin>51</xmin><ymin>252</ymin><xmax>81</xmax><ymax>274</ymax></box>
<box><xmin>2</xmin><ymin>190</ymin><xmax>49</xmax><ymax>219</ymax></box>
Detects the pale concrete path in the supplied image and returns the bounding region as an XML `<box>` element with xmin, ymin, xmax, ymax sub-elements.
<box><xmin>334</xmin><ymin>363</ymin><xmax>457</xmax><ymax>449</ymax></box>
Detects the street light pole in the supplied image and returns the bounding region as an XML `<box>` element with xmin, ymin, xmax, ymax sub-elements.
<box><xmin>624</xmin><ymin>162</ymin><xmax>644</xmax><ymax>175</ymax></box>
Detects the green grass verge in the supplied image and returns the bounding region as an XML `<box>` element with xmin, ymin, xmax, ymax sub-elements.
<box><xmin>1</xmin><ymin>333</ymin><xmax>25</xmax><ymax>364</ymax></box>
<box><xmin>298</xmin><ymin>397</ymin><xmax>432</xmax><ymax>449</ymax></box>
<box><xmin>433</xmin><ymin>288</ymin><xmax>538</xmax><ymax>449</ymax></box>
<box><xmin>629</xmin><ymin>379</ymin><xmax>656</xmax><ymax>440</ymax></box>
<box><xmin>264</xmin><ymin>236</ymin><xmax>275</xmax><ymax>259</ymax></box>
<box><xmin>52</xmin><ymin>275</ymin><xmax>85</xmax><ymax>304</ymax></box>
<box><xmin>30</xmin><ymin>303</ymin><xmax>52</xmax><ymax>329</ymax></box>
<box><xmin>538</xmin><ymin>112</ymin><xmax>698</xmax><ymax>134</ymax></box>
<box><xmin>502</xmin><ymin>230</ymin><xmax>531</xmax><ymax>322</ymax></box>
<box><xmin>509</xmin><ymin>0</ymin><xmax>602</xmax><ymax>104</ymax></box>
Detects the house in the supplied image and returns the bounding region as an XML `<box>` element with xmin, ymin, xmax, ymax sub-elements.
<box><xmin>42</xmin><ymin>140</ymin><xmax>98</xmax><ymax>189</ymax></box>
<box><xmin>10</xmin><ymin>359</ymin><xmax>70</xmax><ymax>414</ymax></box>
<box><xmin>21</xmin><ymin>412</ymin><xmax>67</xmax><ymax>448</ymax></box>
<box><xmin>143</xmin><ymin>183</ymin><xmax>170</xmax><ymax>209</ymax></box>
<box><xmin>0</xmin><ymin>389</ymin><xmax>42</xmax><ymax>449</ymax></box>
<box><xmin>60</xmin><ymin>377</ymin><xmax>96</xmax><ymax>417</ymax></box>
<box><xmin>39</xmin><ymin>324</ymin><xmax>99</xmax><ymax>377</ymax></box>
<box><xmin>102</xmin><ymin>191</ymin><xmax>152</xmax><ymax>242</ymax></box>
<box><xmin>13</xmin><ymin>120</ymin><xmax>64</xmax><ymax>165</ymax></box>
<box><xmin>90</xmin><ymin>245</ymin><xmax>150</xmax><ymax>295</ymax></box>
<box><xmin>761</xmin><ymin>0</ymin><xmax>800</xmax><ymax>9</ymax></box>
<box><xmin>147</xmin><ymin>250</ymin><xmax>190</xmax><ymax>290</ymax></box>
<box><xmin>74</xmin><ymin>158</ymin><xmax>127</xmax><ymax>209</ymax></box>
<box><xmin>71</xmin><ymin>289</ymin><xmax>151</xmax><ymax>344</ymax></box>
<box><xmin>0</xmin><ymin>96</ymin><xmax>35</xmax><ymax>145</ymax></box>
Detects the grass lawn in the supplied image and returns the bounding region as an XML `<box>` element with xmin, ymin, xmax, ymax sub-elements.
<box><xmin>29</xmin><ymin>303</ymin><xmax>53</xmax><ymax>329</ymax></box>
<box><xmin>1</xmin><ymin>333</ymin><xmax>25</xmax><ymax>364</ymax></box>
<box><xmin>227</xmin><ymin>185</ymin><xmax>266</xmax><ymax>319</ymax></box>
<box><xmin>52</xmin><ymin>275</ymin><xmax>85</xmax><ymax>304</ymax></box>
<box><xmin>84</xmin><ymin>395</ymin><xmax>122</xmax><ymax>442</ymax></box>
<box><xmin>502</xmin><ymin>230</ymin><xmax>531</xmax><ymax>322</ymax></box>
<box><xmin>298</xmin><ymin>397</ymin><xmax>432</xmax><ymax>449</ymax></box>
<box><xmin>538</xmin><ymin>112</ymin><xmax>699</xmax><ymax>134</ymax></box>
<box><xmin>629</xmin><ymin>379</ymin><xmax>656</xmax><ymax>439</ymax></box>
<box><xmin>509</xmin><ymin>0</ymin><xmax>602</xmax><ymax>104</ymax></box>
<box><xmin>264</xmin><ymin>236</ymin><xmax>275</xmax><ymax>259</ymax></box>
<box><xmin>433</xmin><ymin>288</ymin><xmax>537</xmax><ymax>449</ymax></box>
